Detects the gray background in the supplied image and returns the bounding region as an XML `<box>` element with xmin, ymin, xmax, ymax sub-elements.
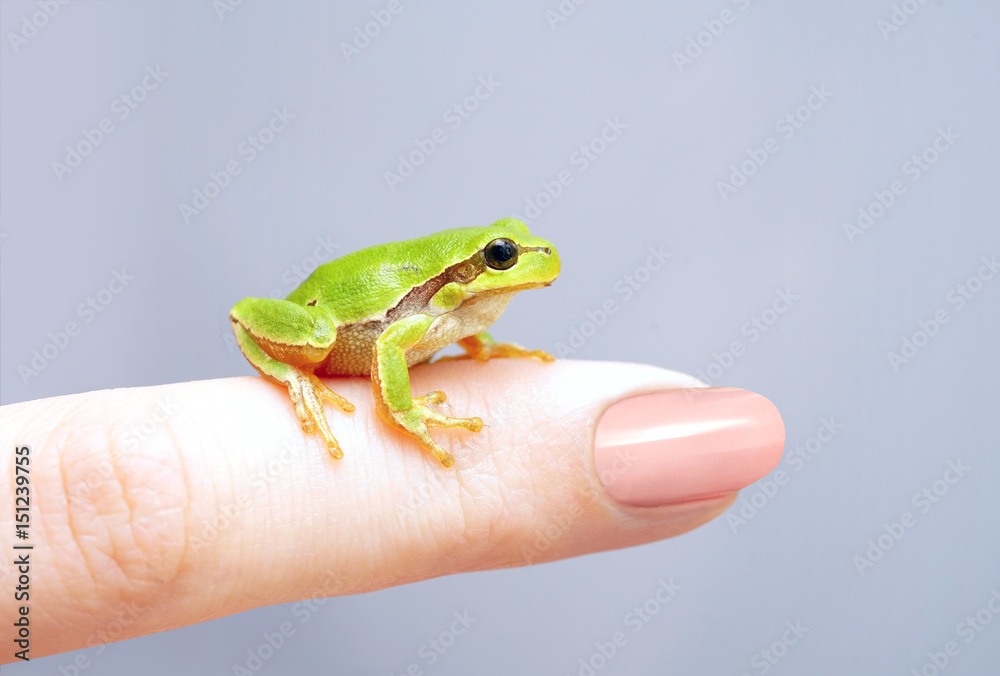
<box><xmin>2</xmin><ymin>1</ymin><xmax>998</xmax><ymax>674</ymax></box>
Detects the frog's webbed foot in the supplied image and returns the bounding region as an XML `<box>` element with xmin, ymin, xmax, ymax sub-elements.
<box><xmin>435</xmin><ymin>332</ymin><xmax>555</xmax><ymax>363</ymax></box>
<box><xmin>286</xmin><ymin>372</ymin><xmax>356</xmax><ymax>459</ymax></box>
<box><xmin>380</xmin><ymin>391</ymin><xmax>483</xmax><ymax>468</ymax></box>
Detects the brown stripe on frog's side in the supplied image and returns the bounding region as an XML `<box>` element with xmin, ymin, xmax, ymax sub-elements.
<box><xmin>384</xmin><ymin>243</ymin><xmax>551</xmax><ymax>321</ymax></box>
<box><xmin>384</xmin><ymin>249</ymin><xmax>489</xmax><ymax>322</ymax></box>
<box><xmin>342</xmin><ymin>242</ymin><xmax>550</xmax><ymax>333</ymax></box>
<box><xmin>335</xmin><ymin>249</ymin><xmax>489</xmax><ymax>339</ymax></box>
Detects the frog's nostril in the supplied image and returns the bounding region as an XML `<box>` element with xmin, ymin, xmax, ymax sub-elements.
<box><xmin>541</xmin><ymin>247</ymin><xmax>551</xmax><ymax>255</ymax></box>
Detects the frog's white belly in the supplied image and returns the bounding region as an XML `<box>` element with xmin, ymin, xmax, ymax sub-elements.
<box><xmin>318</xmin><ymin>290</ymin><xmax>518</xmax><ymax>376</ymax></box>
<box><xmin>406</xmin><ymin>290</ymin><xmax>517</xmax><ymax>364</ymax></box>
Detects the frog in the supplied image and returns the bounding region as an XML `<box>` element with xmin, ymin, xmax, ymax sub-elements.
<box><xmin>230</xmin><ymin>218</ymin><xmax>560</xmax><ymax>467</ymax></box>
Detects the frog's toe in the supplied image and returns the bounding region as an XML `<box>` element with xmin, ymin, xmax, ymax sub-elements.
<box><xmin>324</xmin><ymin>437</ymin><xmax>345</xmax><ymax>460</ymax></box>
<box><xmin>282</xmin><ymin>372</ymin><xmax>349</xmax><ymax>459</ymax></box>
<box><xmin>412</xmin><ymin>391</ymin><xmax>483</xmax><ymax>432</ymax></box>
<box><xmin>433</xmin><ymin>353</ymin><xmax>488</xmax><ymax>363</ymax></box>
<box><xmin>301</xmin><ymin>379</ymin><xmax>346</xmax><ymax>459</ymax></box>
<box><xmin>310</xmin><ymin>375</ymin><xmax>356</xmax><ymax>413</ymax></box>
<box><xmin>424</xmin><ymin>409</ymin><xmax>484</xmax><ymax>432</ymax></box>
<box><xmin>414</xmin><ymin>390</ymin><xmax>447</xmax><ymax>407</ymax></box>
<box><xmin>438</xmin><ymin>340</ymin><xmax>555</xmax><ymax>363</ymax></box>
<box><xmin>490</xmin><ymin>343</ymin><xmax>555</xmax><ymax>361</ymax></box>
<box><xmin>308</xmin><ymin>403</ymin><xmax>345</xmax><ymax>459</ymax></box>
<box><xmin>407</xmin><ymin>424</ymin><xmax>456</xmax><ymax>467</ymax></box>
<box><xmin>285</xmin><ymin>377</ymin><xmax>314</xmax><ymax>430</ymax></box>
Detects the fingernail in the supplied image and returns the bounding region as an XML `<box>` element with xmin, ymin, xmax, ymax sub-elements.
<box><xmin>594</xmin><ymin>387</ymin><xmax>785</xmax><ymax>507</ymax></box>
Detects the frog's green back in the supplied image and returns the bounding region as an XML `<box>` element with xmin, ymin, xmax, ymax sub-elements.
<box><xmin>284</xmin><ymin>220</ymin><xmax>532</xmax><ymax>323</ymax></box>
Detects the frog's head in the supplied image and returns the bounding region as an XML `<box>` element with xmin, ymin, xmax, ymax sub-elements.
<box><xmin>458</xmin><ymin>218</ymin><xmax>560</xmax><ymax>295</ymax></box>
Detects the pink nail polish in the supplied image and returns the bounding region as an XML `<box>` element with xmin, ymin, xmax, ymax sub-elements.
<box><xmin>594</xmin><ymin>388</ymin><xmax>785</xmax><ymax>507</ymax></box>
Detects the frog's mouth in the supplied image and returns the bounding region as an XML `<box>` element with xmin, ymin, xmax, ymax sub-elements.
<box><xmin>479</xmin><ymin>279</ymin><xmax>555</xmax><ymax>295</ymax></box>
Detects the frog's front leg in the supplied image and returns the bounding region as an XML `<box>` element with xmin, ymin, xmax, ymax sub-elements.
<box><xmin>372</xmin><ymin>315</ymin><xmax>483</xmax><ymax>467</ymax></box>
<box><xmin>436</xmin><ymin>331</ymin><xmax>555</xmax><ymax>363</ymax></box>
<box><xmin>230</xmin><ymin>298</ymin><xmax>355</xmax><ymax>458</ymax></box>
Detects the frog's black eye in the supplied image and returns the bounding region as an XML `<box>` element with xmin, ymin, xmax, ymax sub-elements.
<box><xmin>484</xmin><ymin>238</ymin><xmax>519</xmax><ymax>270</ymax></box>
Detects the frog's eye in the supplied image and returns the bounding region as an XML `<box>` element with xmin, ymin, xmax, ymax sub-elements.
<box><xmin>483</xmin><ymin>238</ymin><xmax>519</xmax><ymax>270</ymax></box>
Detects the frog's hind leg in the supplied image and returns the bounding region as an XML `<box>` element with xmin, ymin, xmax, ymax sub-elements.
<box><xmin>230</xmin><ymin>299</ymin><xmax>354</xmax><ymax>458</ymax></box>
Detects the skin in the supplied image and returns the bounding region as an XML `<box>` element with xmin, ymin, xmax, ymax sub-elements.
<box><xmin>230</xmin><ymin>218</ymin><xmax>560</xmax><ymax>467</ymax></box>
<box><xmin>0</xmin><ymin>361</ymin><xmax>738</xmax><ymax>660</ymax></box>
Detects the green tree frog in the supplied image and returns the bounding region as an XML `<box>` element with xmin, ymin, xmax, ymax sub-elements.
<box><xmin>230</xmin><ymin>218</ymin><xmax>560</xmax><ymax>467</ymax></box>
